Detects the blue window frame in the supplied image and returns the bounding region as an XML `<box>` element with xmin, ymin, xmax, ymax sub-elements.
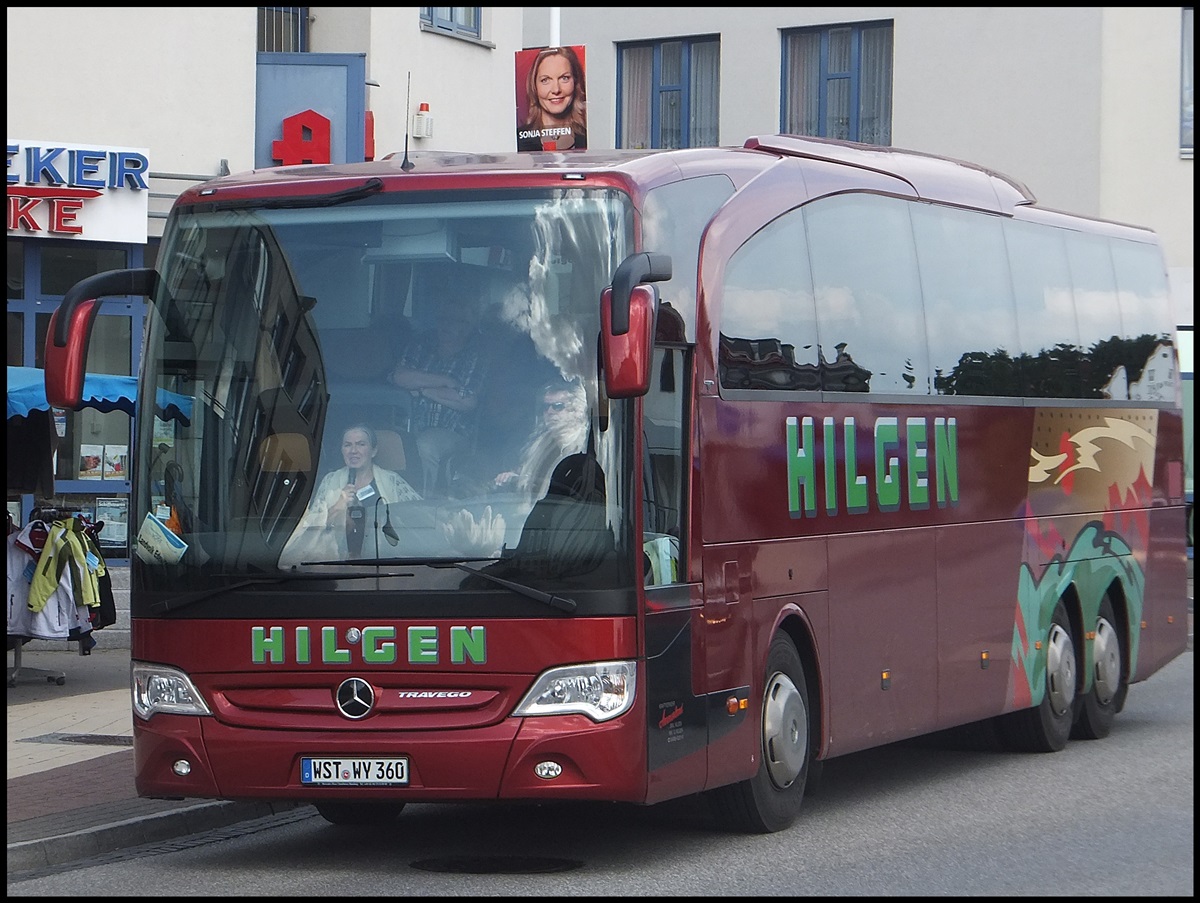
<box><xmin>781</xmin><ymin>21</ymin><xmax>893</xmax><ymax>145</ymax></box>
<box><xmin>617</xmin><ymin>36</ymin><xmax>720</xmax><ymax>150</ymax></box>
<box><xmin>420</xmin><ymin>7</ymin><xmax>481</xmax><ymax>41</ymax></box>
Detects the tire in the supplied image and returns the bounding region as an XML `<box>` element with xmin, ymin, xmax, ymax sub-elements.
<box><xmin>706</xmin><ymin>633</ymin><xmax>812</xmax><ymax>833</ymax></box>
<box><xmin>1071</xmin><ymin>594</ymin><xmax>1122</xmax><ymax>740</ymax></box>
<box><xmin>314</xmin><ymin>800</ymin><xmax>406</xmax><ymax>826</ymax></box>
<box><xmin>997</xmin><ymin>598</ymin><xmax>1077</xmax><ymax>753</ymax></box>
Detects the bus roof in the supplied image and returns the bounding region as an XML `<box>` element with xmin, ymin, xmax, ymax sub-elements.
<box><xmin>175</xmin><ymin>135</ymin><xmax>1146</xmax><ymax>230</ymax></box>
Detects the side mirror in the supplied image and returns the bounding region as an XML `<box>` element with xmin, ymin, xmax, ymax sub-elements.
<box><xmin>601</xmin><ymin>252</ymin><xmax>672</xmax><ymax>399</ymax></box>
<box><xmin>601</xmin><ymin>284</ymin><xmax>657</xmax><ymax>398</ymax></box>
<box><xmin>45</xmin><ymin>268</ymin><xmax>157</xmax><ymax>408</ymax></box>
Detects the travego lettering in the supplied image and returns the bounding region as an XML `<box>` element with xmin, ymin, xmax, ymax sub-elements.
<box><xmin>786</xmin><ymin>415</ymin><xmax>958</xmax><ymax>518</ymax></box>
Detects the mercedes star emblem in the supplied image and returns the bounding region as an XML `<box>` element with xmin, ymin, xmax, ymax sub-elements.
<box><xmin>335</xmin><ymin>677</ymin><xmax>375</xmax><ymax>719</ymax></box>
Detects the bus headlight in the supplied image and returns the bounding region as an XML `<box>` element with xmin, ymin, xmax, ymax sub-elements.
<box><xmin>513</xmin><ymin>660</ymin><xmax>636</xmax><ymax>723</ymax></box>
<box><xmin>132</xmin><ymin>662</ymin><xmax>212</xmax><ymax>720</ymax></box>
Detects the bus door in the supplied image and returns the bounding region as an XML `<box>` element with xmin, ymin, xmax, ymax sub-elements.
<box><xmin>640</xmin><ymin>345</ymin><xmax>710</xmax><ymax>802</ymax></box>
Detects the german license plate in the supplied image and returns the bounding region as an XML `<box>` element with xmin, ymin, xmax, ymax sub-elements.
<box><xmin>301</xmin><ymin>757</ymin><xmax>409</xmax><ymax>785</ymax></box>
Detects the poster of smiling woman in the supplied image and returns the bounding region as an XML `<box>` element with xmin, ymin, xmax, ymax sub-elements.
<box><xmin>516</xmin><ymin>45</ymin><xmax>588</xmax><ymax>151</ymax></box>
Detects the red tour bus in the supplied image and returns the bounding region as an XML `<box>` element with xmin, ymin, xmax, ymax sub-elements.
<box><xmin>45</xmin><ymin>135</ymin><xmax>1188</xmax><ymax>832</ymax></box>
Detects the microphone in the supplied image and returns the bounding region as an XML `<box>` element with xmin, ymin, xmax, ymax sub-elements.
<box><xmin>346</xmin><ymin>467</ymin><xmax>364</xmax><ymax>557</ymax></box>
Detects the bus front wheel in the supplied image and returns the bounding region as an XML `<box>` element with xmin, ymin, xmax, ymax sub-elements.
<box><xmin>706</xmin><ymin>632</ymin><xmax>811</xmax><ymax>833</ymax></box>
<box><xmin>314</xmin><ymin>800</ymin><xmax>406</xmax><ymax>826</ymax></box>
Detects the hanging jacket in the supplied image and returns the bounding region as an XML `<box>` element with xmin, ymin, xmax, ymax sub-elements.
<box><xmin>8</xmin><ymin>531</ymin><xmax>92</xmax><ymax>640</ymax></box>
<box><xmin>28</xmin><ymin>516</ymin><xmax>108</xmax><ymax>614</ymax></box>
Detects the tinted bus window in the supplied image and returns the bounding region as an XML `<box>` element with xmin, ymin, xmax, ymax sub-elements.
<box><xmin>911</xmin><ymin>204</ymin><xmax>1020</xmax><ymax>397</ymax></box>
<box><xmin>1110</xmin><ymin>239</ymin><xmax>1172</xmax><ymax>341</ymax></box>
<box><xmin>719</xmin><ymin>210</ymin><xmax>821</xmax><ymax>390</ymax></box>
<box><xmin>1108</xmin><ymin>239</ymin><xmax>1176</xmax><ymax>400</ymax></box>
<box><xmin>643</xmin><ymin>175</ymin><xmax>735</xmax><ymax>344</ymax></box>
<box><xmin>804</xmin><ymin>194</ymin><xmax>928</xmax><ymax>394</ymax></box>
<box><xmin>1065</xmin><ymin>231</ymin><xmax>1123</xmax><ymax>398</ymax></box>
<box><xmin>1004</xmin><ymin>219</ymin><xmax>1081</xmax><ymax>398</ymax></box>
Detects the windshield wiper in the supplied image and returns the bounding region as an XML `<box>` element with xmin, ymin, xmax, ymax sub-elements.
<box><xmin>150</xmin><ymin>569</ymin><xmax>412</xmax><ymax>614</ymax></box>
<box><xmin>448</xmin><ymin>561</ymin><xmax>577</xmax><ymax>613</ymax></box>
<box><xmin>199</xmin><ymin>178</ymin><xmax>386</xmax><ymax>214</ymax></box>
<box><xmin>261</xmin><ymin>177</ymin><xmax>384</xmax><ymax>210</ymax></box>
<box><xmin>305</xmin><ymin>556</ymin><xmax>578</xmax><ymax>613</ymax></box>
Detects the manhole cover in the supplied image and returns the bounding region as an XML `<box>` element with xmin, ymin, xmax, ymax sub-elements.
<box><xmin>410</xmin><ymin>856</ymin><xmax>582</xmax><ymax>874</ymax></box>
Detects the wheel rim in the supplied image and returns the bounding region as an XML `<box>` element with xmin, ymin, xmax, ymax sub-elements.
<box><xmin>1092</xmin><ymin>616</ymin><xmax>1120</xmax><ymax>705</ymax></box>
<box><xmin>762</xmin><ymin>670</ymin><xmax>807</xmax><ymax>789</ymax></box>
<box><xmin>1045</xmin><ymin>622</ymin><xmax>1077</xmax><ymax>716</ymax></box>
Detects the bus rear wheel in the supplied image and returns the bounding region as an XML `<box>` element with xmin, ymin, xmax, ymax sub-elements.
<box><xmin>1071</xmin><ymin>594</ymin><xmax>1123</xmax><ymax>740</ymax></box>
<box><xmin>998</xmin><ymin>598</ymin><xmax>1077</xmax><ymax>753</ymax></box>
<box><xmin>314</xmin><ymin>800</ymin><xmax>406</xmax><ymax>826</ymax></box>
<box><xmin>706</xmin><ymin>632</ymin><xmax>811</xmax><ymax>833</ymax></box>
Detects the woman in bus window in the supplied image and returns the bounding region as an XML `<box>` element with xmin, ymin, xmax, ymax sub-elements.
<box><xmin>280</xmin><ymin>423</ymin><xmax>420</xmax><ymax>563</ymax></box>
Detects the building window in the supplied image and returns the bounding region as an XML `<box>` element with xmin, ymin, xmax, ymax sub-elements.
<box><xmin>420</xmin><ymin>7</ymin><xmax>481</xmax><ymax>41</ymax></box>
<box><xmin>258</xmin><ymin>6</ymin><xmax>308</xmax><ymax>52</ymax></box>
<box><xmin>781</xmin><ymin>21</ymin><xmax>893</xmax><ymax>145</ymax></box>
<box><xmin>1183</xmin><ymin>7</ymin><xmax>1194</xmax><ymax>155</ymax></box>
<box><xmin>617</xmin><ymin>36</ymin><xmax>720</xmax><ymax>150</ymax></box>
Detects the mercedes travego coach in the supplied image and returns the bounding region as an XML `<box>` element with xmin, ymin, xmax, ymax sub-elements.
<box><xmin>43</xmin><ymin>135</ymin><xmax>1188</xmax><ymax>833</ymax></box>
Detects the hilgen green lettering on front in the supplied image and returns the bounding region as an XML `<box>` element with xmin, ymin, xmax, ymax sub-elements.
<box><xmin>322</xmin><ymin>626</ymin><xmax>350</xmax><ymax>663</ymax></box>
<box><xmin>362</xmin><ymin>626</ymin><xmax>398</xmax><ymax>664</ymax></box>
<box><xmin>450</xmin><ymin>626</ymin><xmax>486</xmax><ymax>664</ymax></box>
<box><xmin>252</xmin><ymin>626</ymin><xmax>285</xmax><ymax>664</ymax></box>
<box><xmin>409</xmin><ymin>626</ymin><xmax>438</xmax><ymax>664</ymax></box>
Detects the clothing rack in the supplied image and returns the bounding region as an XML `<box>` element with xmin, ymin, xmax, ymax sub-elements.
<box><xmin>6</xmin><ymin>506</ymin><xmax>92</xmax><ymax>688</ymax></box>
<box><xmin>29</xmin><ymin>505</ymin><xmax>84</xmax><ymax>523</ymax></box>
<box><xmin>7</xmin><ymin>642</ymin><xmax>69</xmax><ymax>687</ymax></box>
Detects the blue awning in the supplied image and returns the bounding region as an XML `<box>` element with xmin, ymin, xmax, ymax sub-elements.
<box><xmin>6</xmin><ymin>367</ymin><xmax>193</xmax><ymax>425</ymax></box>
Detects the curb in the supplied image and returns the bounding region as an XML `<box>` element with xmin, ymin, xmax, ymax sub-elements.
<box><xmin>7</xmin><ymin>799</ymin><xmax>304</xmax><ymax>875</ymax></box>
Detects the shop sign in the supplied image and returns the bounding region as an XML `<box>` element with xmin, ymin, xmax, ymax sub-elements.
<box><xmin>7</xmin><ymin>138</ymin><xmax>150</xmax><ymax>243</ymax></box>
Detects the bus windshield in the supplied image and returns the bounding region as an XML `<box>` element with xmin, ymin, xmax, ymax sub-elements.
<box><xmin>135</xmin><ymin>186</ymin><xmax>637</xmax><ymax>609</ymax></box>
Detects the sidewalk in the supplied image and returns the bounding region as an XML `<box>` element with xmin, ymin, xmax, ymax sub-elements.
<box><xmin>6</xmin><ymin>645</ymin><xmax>300</xmax><ymax>878</ymax></box>
<box><xmin>6</xmin><ymin>561</ymin><xmax>1194</xmax><ymax>878</ymax></box>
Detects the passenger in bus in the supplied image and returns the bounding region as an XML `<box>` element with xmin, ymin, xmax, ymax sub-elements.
<box><xmin>388</xmin><ymin>294</ymin><xmax>490</xmax><ymax>496</ymax></box>
<box><xmin>280</xmin><ymin>423</ymin><xmax>420</xmax><ymax>563</ymax></box>
<box><xmin>494</xmin><ymin>378</ymin><xmax>589</xmax><ymax>508</ymax></box>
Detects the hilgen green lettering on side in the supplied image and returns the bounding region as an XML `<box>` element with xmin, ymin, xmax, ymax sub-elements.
<box><xmin>787</xmin><ymin>416</ymin><xmax>817</xmax><ymax>518</ymax></box>
<box><xmin>875</xmin><ymin>417</ymin><xmax>901</xmax><ymax>512</ymax></box>
<box><xmin>907</xmin><ymin>416</ymin><xmax>929</xmax><ymax>510</ymax></box>
<box><xmin>786</xmin><ymin>414</ymin><xmax>959</xmax><ymax>517</ymax></box>
<box><xmin>823</xmin><ymin>417</ymin><xmax>838</xmax><ymax>514</ymax></box>
<box><xmin>934</xmin><ymin>417</ymin><xmax>958</xmax><ymax>507</ymax></box>
<box><xmin>844</xmin><ymin>418</ymin><xmax>868</xmax><ymax>513</ymax></box>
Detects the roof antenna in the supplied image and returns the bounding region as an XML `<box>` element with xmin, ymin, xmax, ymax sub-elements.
<box><xmin>400</xmin><ymin>71</ymin><xmax>415</xmax><ymax>172</ymax></box>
